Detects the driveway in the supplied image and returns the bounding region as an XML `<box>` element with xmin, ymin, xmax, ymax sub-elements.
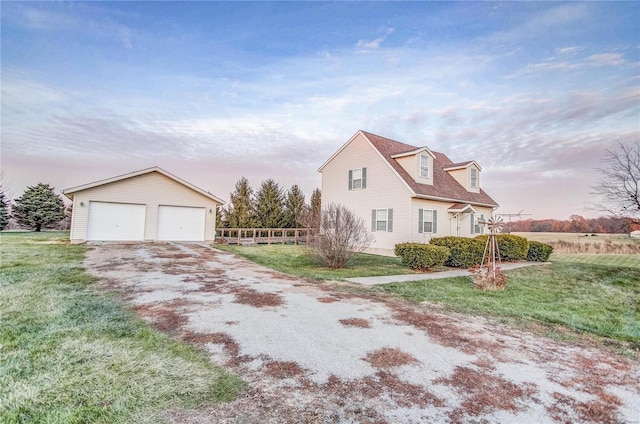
<box><xmin>84</xmin><ymin>242</ymin><xmax>639</xmax><ymax>423</ymax></box>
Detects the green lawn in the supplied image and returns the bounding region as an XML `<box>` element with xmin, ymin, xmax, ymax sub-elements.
<box><xmin>1</xmin><ymin>232</ymin><xmax>246</xmax><ymax>423</ymax></box>
<box><xmin>551</xmin><ymin>253</ymin><xmax>640</xmax><ymax>268</ymax></box>
<box><xmin>216</xmin><ymin>243</ymin><xmax>414</xmax><ymax>279</ymax></box>
<box><xmin>377</xmin><ymin>261</ymin><xmax>639</xmax><ymax>343</ymax></box>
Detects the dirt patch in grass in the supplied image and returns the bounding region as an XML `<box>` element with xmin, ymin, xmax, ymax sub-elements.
<box><xmin>183</xmin><ymin>331</ymin><xmax>240</xmax><ymax>356</ymax></box>
<box><xmin>317</xmin><ymin>296</ymin><xmax>340</xmax><ymax>303</ymax></box>
<box><xmin>548</xmin><ymin>391</ymin><xmax>622</xmax><ymax>424</ymax></box>
<box><xmin>365</xmin><ymin>348</ymin><xmax>419</xmax><ymax>369</ymax></box>
<box><xmin>339</xmin><ymin>318</ymin><xmax>371</xmax><ymax>328</ymax></box>
<box><xmin>232</xmin><ymin>288</ymin><xmax>285</xmax><ymax>308</ymax></box>
<box><xmin>131</xmin><ymin>300</ymin><xmax>190</xmax><ymax>332</ymax></box>
<box><xmin>390</xmin><ymin>304</ymin><xmax>506</xmax><ymax>357</ymax></box>
<box><xmin>435</xmin><ymin>366</ymin><xmax>537</xmax><ymax>420</ymax></box>
<box><xmin>320</xmin><ymin>372</ymin><xmax>444</xmax><ymax>409</ymax></box>
<box><xmin>264</xmin><ymin>361</ymin><xmax>306</xmax><ymax>379</ymax></box>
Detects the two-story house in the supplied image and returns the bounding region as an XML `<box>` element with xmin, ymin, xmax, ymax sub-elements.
<box><xmin>318</xmin><ymin>130</ymin><xmax>499</xmax><ymax>255</ymax></box>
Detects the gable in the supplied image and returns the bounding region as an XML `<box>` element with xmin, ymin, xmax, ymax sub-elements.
<box><xmin>359</xmin><ymin>131</ymin><xmax>498</xmax><ymax>207</ymax></box>
<box><xmin>63</xmin><ymin>167</ymin><xmax>223</xmax><ymax>204</ymax></box>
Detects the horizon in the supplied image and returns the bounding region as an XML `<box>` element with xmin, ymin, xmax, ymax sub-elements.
<box><xmin>2</xmin><ymin>2</ymin><xmax>639</xmax><ymax>221</ymax></box>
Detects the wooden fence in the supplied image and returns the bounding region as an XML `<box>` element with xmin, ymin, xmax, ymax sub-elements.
<box><xmin>216</xmin><ymin>228</ymin><xmax>316</xmax><ymax>245</ymax></box>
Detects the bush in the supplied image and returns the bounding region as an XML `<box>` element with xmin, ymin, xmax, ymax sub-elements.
<box><xmin>310</xmin><ymin>203</ymin><xmax>374</xmax><ymax>268</ymax></box>
<box><xmin>469</xmin><ymin>265</ymin><xmax>507</xmax><ymax>291</ymax></box>
<box><xmin>430</xmin><ymin>237</ymin><xmax>485</xmax><ymax>268</ymax></box>
<box><xmin>527</xmin><ymin>241</ymin><xmax>553</xmax><ymax>262</ymax></box>
<box><xmin>476</xmin><ymin>234</ymin><xmax>530</xmax><ymax>261</ymax></box>
<box><xmin>394</xmin><ymin>243</ymin><xmax>450</xmax><ymax>270</ymax></box>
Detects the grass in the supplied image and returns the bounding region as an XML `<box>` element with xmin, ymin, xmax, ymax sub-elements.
<box><xmin>215</xmin><ymin>243</ymin><xmax>413</xmax><ymax>279</ymax></box>
<box><xmin>377</xmin><ymin>261</ymin><xmax>640</xmax><ymax>343</ymax></box>
<box><xmin>1</xmin><ymin>231</ymin><xmax>246</xmax><ymax>423</ymax></box>
<box><xmin>551</xmin><ymin>253</ymin><xmax>640</xmax><ymax>268</ymax></box>
<box><xmin>216</xmin><ymin>243</ymin><xmax>639</xmax><ymax>345</ymax></box>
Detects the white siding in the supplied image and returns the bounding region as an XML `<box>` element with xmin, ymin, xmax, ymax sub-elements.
<box><xmin>320</xmin><ymin>133</ymin><xmax>413</xmax><ymax>252</ymax></box>
<box><xmin>410</xmin><ymin>200</ymin><xmax>494</xmax><ymax>240</ymax></box>
<box><xmin>69</xmin><ymin>172</ymin><xmax>218</xmax><ymax>242</ymax></box>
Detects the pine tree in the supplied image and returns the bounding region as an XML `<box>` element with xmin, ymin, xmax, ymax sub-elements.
<box><xmin>12</xmin><ymin>183</ymin><xmax>65</xmax><ymax>232</ymax></box>
<box><xmin>215</xmin><ymin>205</ymin><xmax>228</xmax><ymax>228</ymax></box>
<box><xmin>309</xmin><ymin>188</ymin><xmax>322</xmax><ymax>229</ymax></box>
<box><xmin>226</xmin><ymin>177</ymin><xmax>256</xmax><ymax>228</ymax></box>
<box><xmin>283</xmin><ymin>185</ymin><xmax>305</xmax><ymax>228</ymax></box>
<box><xmin>0</xmin><ymin>190</ymin><xmax>9</xmax><ymax>230</ymax></box>
<box><xmin>255</xmin><ymin>179</ymin><xmax>285</xmax><ymax>228</ymax></box>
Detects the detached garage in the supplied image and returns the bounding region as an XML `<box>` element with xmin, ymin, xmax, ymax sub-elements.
<box><xmin>63</xmin><ymin>167</ymin><xmax>224</xmax><ymax>243</ymax></box>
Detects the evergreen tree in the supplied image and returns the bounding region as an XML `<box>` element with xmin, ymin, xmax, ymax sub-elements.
<box><xmin>226</xmin><ymin>177</ymin><xmax>256</xmax><ymax>228</ymax></box>
<box><xmin>309</xmin><ymin>188</ymin><xmax>322</xmax><ymax>229</ymax></box>
<box><xmin>283</xmin><ymin>185</ymin><xmax>305</xmax><ymax>228</ymax></box>
<box><xmin>255</xmin><ymin>179</ymin><xmax>285</xmax><ymax>228</ymax></box>
<box><xmin>0</xmin><ymin>190</ymin><xmax>9</xmax><ymax>230</ymax></box>
<box><xmin>12</xmin><ymin>183</ymin><xmax>65</xmax><ymax>232</ymax></box>
<box><xmin>215</xmin><ymin>205</ymin><xmax>228</xmax><ymax>228</ymax></box>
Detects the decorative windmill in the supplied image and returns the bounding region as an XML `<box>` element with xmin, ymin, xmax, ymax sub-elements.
<box><xmin>478</xmin><ymin>216</ymin><xmax>504</xmax><ymax>278</ymax></box>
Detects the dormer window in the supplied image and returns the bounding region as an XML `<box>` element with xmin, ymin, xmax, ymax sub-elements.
<box><xmin>420</xmin><ymin>155</ymin><xmax>430</xmax><ymax>178</ymax></box>
<box><xmin>470</xmin><ymin>168</ymin><xmax>478</xmax><ymax>188</ymax></box>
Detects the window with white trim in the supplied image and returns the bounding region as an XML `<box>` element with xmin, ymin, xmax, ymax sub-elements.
<box><xmin>348</xmin><ymin>167</ymin><xmax>367</xmax><ymax>190</ymax></box>
<box><xmin>418</xmin><ymin>209</ymin><xmax>437</xmax><ymax>234</ymax></box>
<box><xmin>420</xmin><ymin>154</ymin><xmax>430</xmax><ymax>178</ymax></box>
<box><xmin>471</xmin><ymin>213</ymin><xmax>484</xmax><ymax>234</ymax></box>
<box><xmin>371</xmin><ymin>208</ymin><xmax>393</xmax><ymax>232</ymax></box>
<box><xmin>470</xmin><ymin>167</ymin><xmax>478</xmax><ymax>188</ymax></box>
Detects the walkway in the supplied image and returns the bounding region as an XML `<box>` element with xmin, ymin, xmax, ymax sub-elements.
<box><xmin>345</xmin><ymin>261</ymin><xmax>550</xmax><ymax>286</ymax></box>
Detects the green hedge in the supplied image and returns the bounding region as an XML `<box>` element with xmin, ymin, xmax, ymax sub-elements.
<box><xmin>527</xmin><ymin>241</ymin><xmax>553</xmax><ymax>262</ymax></box>
<box><xmin>394</xmin><ymin>243</ymin><xmax>450</xmax><ymax>270</ymax></box>
<box><xmin>430</xmin><ymin>237</ymin><xmax>485</xmax><ymax>268</ymax></box>
<box><xmin>476</xmin><ymin>234</ymin><xmax>530</xmax><ymax>261</ymax></box>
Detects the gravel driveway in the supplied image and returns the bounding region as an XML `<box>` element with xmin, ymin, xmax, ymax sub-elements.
<box><xmin>85</xmin><ymin>242</ymin><xmax>639</xmax><ymax>423</ymax></box>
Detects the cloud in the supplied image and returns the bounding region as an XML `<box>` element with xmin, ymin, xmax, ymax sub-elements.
<box><xmin>586</xmin><ymin>53</ymin><xmax>625</xmax><ymax>66</ymax></box>
<box><xmin>355</xmin><ymin>27</ymin><xmax>395</xmax><ymax>51</ymax></box>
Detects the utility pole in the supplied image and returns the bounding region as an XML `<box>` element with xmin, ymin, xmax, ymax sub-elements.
<box><xmin>495</xmin><ymin>210</ymin><xmax>532</xmax><ymax>234</ymax></box>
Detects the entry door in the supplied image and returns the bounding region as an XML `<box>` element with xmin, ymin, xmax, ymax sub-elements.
<box><xmin>87</xmin><ymin>202</ymin><xmax>146</xmax><ymax>241</ymax></box>
<box><xmin>157</xmin><ymin>206</ymin><xmax>206</xmax><ymax>241</ymax></box>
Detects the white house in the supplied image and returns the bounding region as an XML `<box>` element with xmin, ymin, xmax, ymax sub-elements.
<box><xmin>63</xmin><ymin>167</ymin><xmax>223</xmax><ymax>243</ymax></box>
<box><xmin>318</xmin><ymin>130</ymin><xmax>499</xmax><ymax>255</ymax></box>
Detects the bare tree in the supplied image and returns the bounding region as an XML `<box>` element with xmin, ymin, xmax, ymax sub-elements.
<box><xmin>309</xmin><ymin>203</ymin><xmax>374</xmax><ymax>268</ymax></box>
<box><xmin>592</xmin><ymin>141</ymin><xmax>640</xmax><ymax>225</ymax></box>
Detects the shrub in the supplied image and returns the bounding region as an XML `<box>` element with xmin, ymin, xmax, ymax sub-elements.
<box><xmin>527</xmin><ymin>241</ymin><xmax>553</xmax><ymax>262</ymax></box>
<box><xmin>309</xmin><ymin>203</ymin><xmax>374</xmax><ymax>268</ymax></box>
<box><xmin>469</xmin><ymin>265</ymin><xmax>507</xmax><ymax>291</ymax></box>
<box><xmin>476</xmin><ymin>234</ymin><xmax>530</xmax><ymax>261</ymax></box>
<box><xmin>430</xmin><ymin>236</ymin><xmax>485</xmax><ymax>268</ymax></box>
<box><xmin>394</xmin><ymin>243</ymin><xmax>450</xmax><ymax>270</ymax></box>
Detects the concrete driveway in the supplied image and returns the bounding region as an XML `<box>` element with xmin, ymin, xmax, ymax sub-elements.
<box><xmin>84</xmin><ymin>242</ymin><xmax>639</xmax><ymax>423</ymax></box>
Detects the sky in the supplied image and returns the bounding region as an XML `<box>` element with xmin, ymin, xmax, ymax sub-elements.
<box><xmin>1</xmin><ymin>1</ymin><xmax>638</xmax><ymax>220</ymax></box>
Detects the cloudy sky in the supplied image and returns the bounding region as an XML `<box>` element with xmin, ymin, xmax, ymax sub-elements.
<box><xmin>1</xmin><ymin>1</ymin><xmax>638</xmax><ymax>219</ymax></box>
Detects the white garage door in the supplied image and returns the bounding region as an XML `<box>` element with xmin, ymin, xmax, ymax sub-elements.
<box><xmin>157</xmin><ymin>206</ymin><xmax>206</xmax><ymax>241</ymax></box>
<box><xmin>87</xmin><ymin>202</ymin><xmax>146</xmax><ymax>241</ymax></box>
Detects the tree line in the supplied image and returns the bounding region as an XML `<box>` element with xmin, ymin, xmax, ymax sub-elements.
<box><xmin>218</xmin><ymin>177</ymin><xmax>321</xmax><ymax>229</ymax></box>
<box><xmin>507</xmin><ymin>215</ymin><xmax>637</xmax><ymax>234</ymax></box>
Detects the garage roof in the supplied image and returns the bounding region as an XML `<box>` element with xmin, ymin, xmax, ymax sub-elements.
<box><xmin>62</xmin><ymin>166</ymin><xmax>225</xmax><ymax>204</ymax></box>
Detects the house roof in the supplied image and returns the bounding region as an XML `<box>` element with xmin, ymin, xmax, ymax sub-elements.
<box><xmin>359</xmin><ymin>131</ymin><xmax>499</xmax><ymax>208</ymax></box>
<box><xmin>448</xmin><ymin>203</ymin><xmax>477</xmax><ymax>213</ymax></box>
<box><xmin>62</xmin><ymin>166</ymin><xmax>224</xmax><ymax>204</ymax></box>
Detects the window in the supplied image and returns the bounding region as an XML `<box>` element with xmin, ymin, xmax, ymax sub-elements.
<box><xmin>348</xmin><ymin>167</ymin><xmax>367</xmax><ymax>190</ymax></box>
<box><xmin>470</xmin><ymin>168</ymin><xmax>478</xmax><ymax>188</ymax></box>
<box><xmin>371</xmin><ymin>208</ymin><xmax>393</xmax><ymax>232</ymax></box>
<box><xmin>418</xmin><ymin>209</ymin><xmax>437</xmax><ymax>233</ymax></box>
<box><xmin>420</xmin><ymin>155</ymin><xmax>430</xmax><ymax>178</ymax></box>
<box><xmin>471</xmin><ymin>213</ymin><xmax>484</xmax><ymax>234</ymax></box>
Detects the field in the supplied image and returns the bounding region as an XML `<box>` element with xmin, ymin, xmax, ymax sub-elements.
<box><xmin>0</xmin><ymin>232</ymin><xmax>245</xmax><ymax>423</ymax></box>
